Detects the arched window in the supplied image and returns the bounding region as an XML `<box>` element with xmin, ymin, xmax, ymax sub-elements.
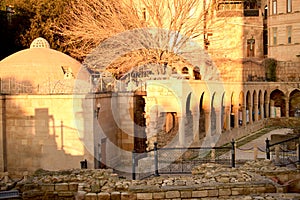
<box><xmin>264</xmin><ymin>5</ymin><xmax>268</xmax><ymax>19</ymax></box>
<box><xmin>172</xmin><ymin>67</ymin><xmax>177</xmax><ymax>74</ymax></box>
<box><xmin>287</xmin><ymin>0</ymin><xmax>292</xmax><ymax>13</ymax></box>
<box><xmin>272</xmin><ymin>0</ymin><xmax>277</xmax><ymax>15</ymax></box>
<box><xmin>182</xmin><ymin>67</ymin><xmax>189</xmax><ymax>74</ymax></box>
<box><xmin>193</xmin><ymin>66</ymin><xmax>201</xmax><ymax>80</ymax></box>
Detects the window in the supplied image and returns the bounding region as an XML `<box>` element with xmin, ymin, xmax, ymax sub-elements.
<box><xmin>264</xmin><ymin>5</ymin><xmax>268</xmax><ymax>19</ymax></box>
<box><xmin>247</xmin><ymin>37</ymin><xmax>255</xmax><ymax>57</ymax></box>
<box><xmin>287</xmin><ymin>26</ymin><xmax>292</xmax><ymax>44</ymax></box>
<box><xmin>142</xmin><ymin>7</ymin><xmax>147</xmax><ymax>20</ymax></box>
<box><xmin>182</xmin><ymin>67</ymin><xmax>189</xmax><ymax>74</ymax></box>
<box><xmin>287</xmin><ymin>0</ymin><xmax>292</xmax><ymax>13</ymax></box>
<box><xmin>272</xmin><ymin>0</ymin><xmax>277</xmax><ymax>14</ymax></box>
<box><xmin>273</xmin><ymin>27</ymin><xmax>277</xmax><ymax>45</ymax></box>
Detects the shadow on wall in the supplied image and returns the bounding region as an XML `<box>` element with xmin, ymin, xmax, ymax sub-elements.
<box><xmin>0</xmin><ymin>78</ymin><xmax>86</xmax><ymax>174</ymax></box>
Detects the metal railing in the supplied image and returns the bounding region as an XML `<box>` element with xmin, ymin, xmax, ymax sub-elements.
<box><xmin>266</xmin><ymin>135</ymin><xmax>300</xmax><ymax>167</ymax></box>
<box><xmin>132</xmin><ymin>140</ymin><xmax>235</xmax><ymax>180</ymax></box>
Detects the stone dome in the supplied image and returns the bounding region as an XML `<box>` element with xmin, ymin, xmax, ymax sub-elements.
<box><xmin>30</xmin><ymin>37</ymin><xmax>50</xmax><ymax>49</ymax></box>
<box><xmin>0</xmin><ymin>38</ymin><xmax>88</xmax><ymax>93</ymax></box>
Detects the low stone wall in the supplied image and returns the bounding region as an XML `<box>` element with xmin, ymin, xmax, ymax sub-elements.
<box><xmin>130</xmin><ymin>181</ymin><xmax>276</xmax><ymax>200</ymax></box>
<box><xmin>0</xmin><ymin>161</ymin><xmax>299</xmax><ymax>200</ymax></box>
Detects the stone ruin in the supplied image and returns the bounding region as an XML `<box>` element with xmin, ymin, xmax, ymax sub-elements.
<box><xmin>0</xmin><ymin>160</ymin><xmax>299</xmax><ymax>199</ymax></box>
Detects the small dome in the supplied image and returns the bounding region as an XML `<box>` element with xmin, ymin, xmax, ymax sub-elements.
<box><xmin>30</xmin><ymin>37</ymin><xmax>50</xmax><ymax>49</ymax></box>
<box><xmin>0</xmin><ymin>37</ymin><xmax>90</xmax><ymax>93</ymax></box>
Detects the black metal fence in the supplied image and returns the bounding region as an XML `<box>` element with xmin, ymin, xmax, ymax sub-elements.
<box><xmin>132</xmin><ymin>140</ymin><xmax>235</xmax><ymax>180</ymax></box>
<box><xmin>266</xmin><ymin>135</ymin><xmax>300</xmax><ymax>167</ymax></box>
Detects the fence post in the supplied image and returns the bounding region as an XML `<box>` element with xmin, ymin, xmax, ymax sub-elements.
<box><xmin>154</xmin><ymin>142</ymin><xmax>159</xmax><ymax>177</ymax></box>
<box><xmin>132</xmin><ymin>150</ymin><xmax>136</xmax><ymax>180</ymax></box>
<box><xmin>231</xmin><ymin>139</ymin><xmax>235</xmax><ymax>168</ymax></box>
<box><xmin>266</xmin><ymin>138</ymin><xmax>270</xmax><ymax>160</ymax></box>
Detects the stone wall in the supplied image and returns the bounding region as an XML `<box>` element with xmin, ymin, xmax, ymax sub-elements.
<box><xmin>0</xmin><ymin>93</ymin><xmax>129</xmax><ymax>174</ymax></box>
<box><xmin>0</xmin><ymin>91</ymin><xmax>143</xmax><ymax>175</ymax></box>
<box><xmin>0</xmin><ymin>94</ymin><xmax>95</xmax><ymax>173</ymax></box>
<box><xmin>268</xmin><ymin>0</ymin><xmax>300</xmax><ymax>62</ymax></box>
<box><xmin>1</xmin><ymin>161</ymin><xmax>299</xmax><ymax>200</ymax></box>
<box><xmin>276</xmin><ymin>61</ymin><xmax>300</xmax><ymax>81</ymax></box>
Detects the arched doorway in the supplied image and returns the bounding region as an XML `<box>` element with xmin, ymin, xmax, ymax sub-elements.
<box><xmin>289</xmin><ymin>89</ymin><xmax>300</xmax><ymax>117</ymax></box>
<box><xmin>193</xmin><ymin>66</ymin><xmax>201</xmax><ymax>80</ymax></box>
<box><xmin>238</xmin><ymin>91</ymin><xmax>244</xmax><ymax>126</ymax></box>
<box><xmin>199</xmin><ymin>93</ymin><xmax>206</xmax><ymax>138</ymax></box>
<box><xmin>270</xmin><ymin>89</ymin><xmax>286</xmax><ymax>117</ymax></box>
<box><xmin>253</xmin><ymin>90</ymin><xmax>257</xmax><ymax>121</ymax></box>
<box><xmin>264</xmin><ymin>91</ymin><xmax>268</xmax><ymax>118</ymax></box>
<box><xmin>246</xmin><ymin>91</ymin><xmax>251</xmax><ymax>123</ymax></box>
<box><xmin>258</xmin><ymin>90</ymin><xmax>262</xmax><ymax>120</ymax></box>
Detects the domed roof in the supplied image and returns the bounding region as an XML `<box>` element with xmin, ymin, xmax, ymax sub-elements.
<box><xmin>30</xmin><ymin>37</ymin><xmax>50</xmax><ymax>49</ymax></box>
<box><xmin>0</xmin><ymin>38</ymin><xmax>87</xmax><ymax>93</ymax></box>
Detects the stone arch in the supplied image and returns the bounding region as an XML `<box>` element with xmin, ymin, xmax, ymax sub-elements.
<box><xmin>230</xmin><ymin>92</ymin><xmax>235</xmax><ymax>128</ymax></box>
<box><xmin>270</xmin><ymin>89</ymin><xmax>286</xmax><ymax>117</ymax></box>
<box><xmin>246</xmin><ymin>91</ymin><xmax>251</xmax><ymax>124</ymax></box>
<box><xmin>193</xmin><ymin>66</ymin><xmax>201</xmax><ymax>80</ymax></box>
<box><xmin>228</xmin><ymin>91</ymin><xmax>236</xmax><ymax>128</ymax></box>
<box><xmin>186</xmin><ymin>92</ymin><xmax>192</xmax><ymax>115</ymax></box>
<box><xmin>182</xmin><ymin>67</ymin><xmax>189</xmax><ymax>74</ymax></box>
<box><xmin>211</xmin><ymin>92</ymin><xmax>217</xmax><ymax>133</ymax></box>
<box><xmin>253</xmin><ymin>90</ymin><xmax>257</xmax><ymax>122</ymax></box>
<box><xmin>239</xmin><ymin>91</ymin><xmax>245</xmax><ymax>126</ymax></box>
<box><xmin>258</xmin><ymin>90</ymin><xmax>263</xmax><ymax>120</ymax></box>
<box><xmin>264</xmin><ymin>90</ymin><xmax>268</xmax><ymax>118</ymax></box>
<box><xmin>181</xmin><ymin>67</ymin><xmax>190</xmax><ymax>80</ymax></box>
<box><xmin>221</xmin><ymin>92</ymin><xmax>226</xmax><ymax>131</ymax></box>
<box><xmin>171</xmin><ymin>67</ymin><xmax>177</xmax><ymax>74</ymax></box>
<box><xmin>289</xmin><ymin>89</ymin><xmax>300</xmax><ymax>117</ymax></box>
<box><xmin>199</xmin><ymin>92</ymin><xmax>206</xmax><ymax>138</ymax></box>
<box><xmin>185</xmin><ymin>92</ymin><xmax>194</xmax><ymax>139</ymax></box>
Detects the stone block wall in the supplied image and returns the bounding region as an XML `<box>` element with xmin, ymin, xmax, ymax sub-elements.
<box><xmin>276</xmin><ymin>61</ymin><xmax>300</xmax><ymax>81</ymax></box>
<box><xmin>2</xmin><ymin>161</ymin><xmax>300</xmax><ymax>200</ymax></box>
<box><xmin>0</xmin><ymin>94</ymin><xmax>95</xmax><ymax>173</ymax></box>
<box><xmin>22</xmin><ymin>183</ymin><xmax>79</xmax><ymax>200</ymax></box>
<box><xmin>129</xmin><ymin>182</ymin><xmax>276</xmax><ymax>200</ymax></box>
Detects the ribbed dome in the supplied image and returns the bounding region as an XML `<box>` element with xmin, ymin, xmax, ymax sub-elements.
<box><xmin>0</xmin><ymin>38</ymin><xmax>86</xmax><ymax>93</ymax></box>
<box><xmin>30</xmin><ymin>37</ymin><xmax>50</xmax><ymax>49</ymax></box>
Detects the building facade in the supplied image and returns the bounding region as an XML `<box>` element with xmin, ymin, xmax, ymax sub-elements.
<box><xmin>0</xmin><ymin>0</ymin><xmax>300</xmax><ymax>175</ymax></box>
<box><xmin>268</xmin><ymin>0</ymin><xmax>300</xmax><ymax>61</ymax></box>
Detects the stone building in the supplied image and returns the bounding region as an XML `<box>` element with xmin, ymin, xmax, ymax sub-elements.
<box><xmin>267</xmin><ymin>0</ymin><xmax>300</xmax><ymax>62</ymax></box>
<box><xmin>0</xmin><ymin>38</ymin><xmax>97</xmax><ymax>174</ymax></box>
<box><xmin>0</xmin><ymin>0</ymin><xmax>300</xmax><ymax>175</ymax></box>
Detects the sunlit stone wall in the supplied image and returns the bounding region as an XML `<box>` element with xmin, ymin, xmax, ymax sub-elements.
<box><xmin>0</xmin><ymin>94</ymin><xmax>94</xmax><ymax>173</ymax></box>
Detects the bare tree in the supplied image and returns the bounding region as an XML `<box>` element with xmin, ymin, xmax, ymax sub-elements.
<box><xmin>57</xmin><ymin>0</ymin><xmax>216</xmax><ymax>78</ymax></box>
